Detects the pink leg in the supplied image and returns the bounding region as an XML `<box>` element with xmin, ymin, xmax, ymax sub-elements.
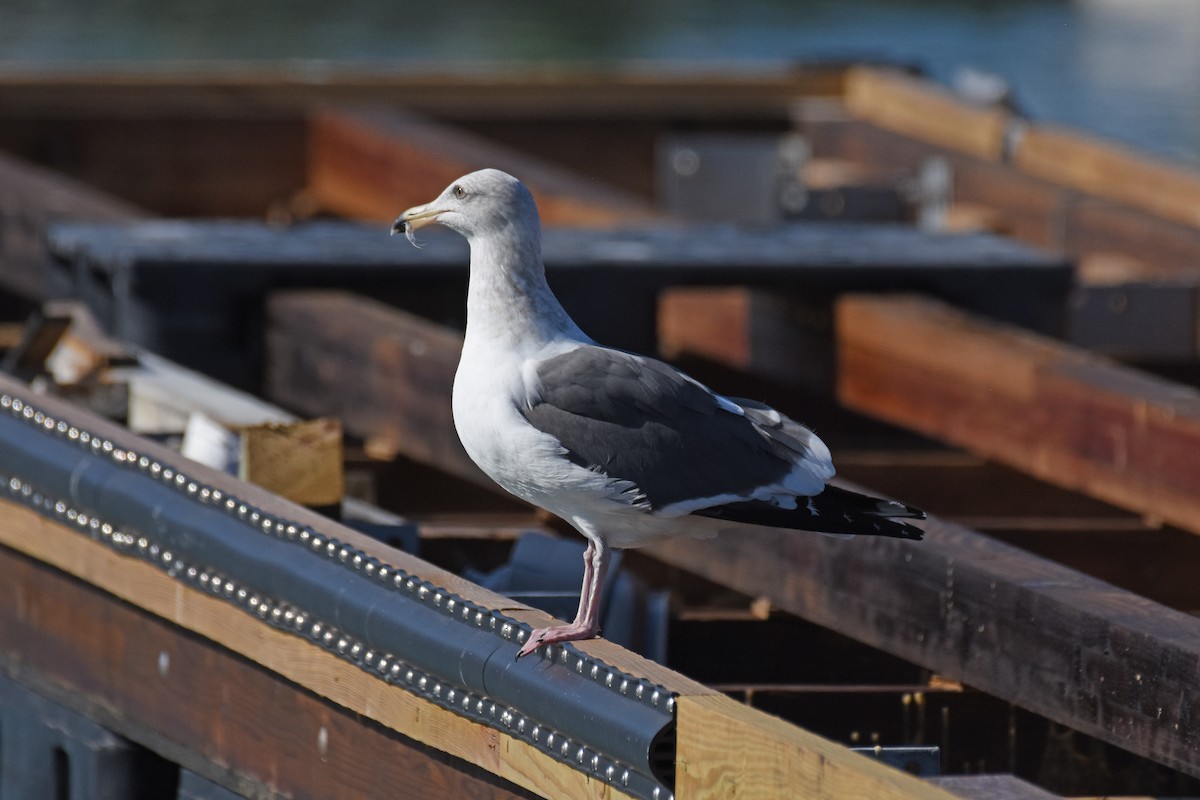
<box><xmin>516</xmin><ymin>538</ymin><xmax>610</xmax><ymax>659</ymax></box>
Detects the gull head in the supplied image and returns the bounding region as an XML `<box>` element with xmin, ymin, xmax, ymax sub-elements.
<box><xmin>392</xmin><ymin>169</ymin><xmax>538</xmax><ymax>244</ymax></box>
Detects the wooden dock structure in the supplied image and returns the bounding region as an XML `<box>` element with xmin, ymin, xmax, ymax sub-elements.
<box><xmin>2</xmin><ymin>62</ymin><xmax>1200</xmax><ymax>799</ymax></box>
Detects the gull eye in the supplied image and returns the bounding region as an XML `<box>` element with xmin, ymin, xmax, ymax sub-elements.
<box><xmin>453</xmin><ymin>184</ymin><xmax>467</xmax><ymax>199</ymax></box>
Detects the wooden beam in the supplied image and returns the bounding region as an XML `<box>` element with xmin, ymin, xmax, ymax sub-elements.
<box><xmin>842</xmin><ymin>67</ymin><xmax>1011</xmax><ymax>162</ymax></box>
<box><xmin>307</xmin><ymin>108</ymin><xmax>661</xmax><ymax>226</ymax></box>
<box><xmin>837</xmin><ymin>294</ymin><xmax>1200</xmax><ymax>538</ymax></box>
<box><xmin>261</xmin><ymin>286</ymin><xmax>1200</xmax><ymax>779</ymax></box>
<box><xmin>0</xmin><ymin>497</ymin><xmax>641</xmax><ymax>800</ymax></box>
<box><xmin>657</xmin><ymin>286</ymin><xmax>842</xmax><ymax>390</ymax></box>
<box><xmin>265</xmin><ymin>290</ymin><xmax>484</xmax><ymax>485</ymax></box>
<box><xmin>1014</xmin><ymin>125</ymin><xmax>1200</xmax><ymax>231</ymax></box>
<box><xmin>649</xmin><ymin>504</ymin><xmax>1200</xmax><ymax>781</ymax></box>
<box><xmin>0</xmin><ymin>117</ymin><xmax>306</xmax><ymax>218</ymax></box>
<box><xmin>239</xmin><ymin>417</ymin><xmax>344</xmax><ymax>508</ymax></box>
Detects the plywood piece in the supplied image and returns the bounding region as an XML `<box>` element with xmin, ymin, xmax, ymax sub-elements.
<box><xmin>843</xmin><ymin>67</ymin><xmax>1010</xmax><ymax>162</ymax></box>
<box><xmin>675</xmin><ymin>693</ymin><xmax>959</xmax><ymax>799</ymax></box>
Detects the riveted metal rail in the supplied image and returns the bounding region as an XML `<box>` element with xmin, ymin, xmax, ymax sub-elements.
<box><xmin>0</xmin><ymin>373</ymin><xmax>676</xmax><ymax>800</ymax></box>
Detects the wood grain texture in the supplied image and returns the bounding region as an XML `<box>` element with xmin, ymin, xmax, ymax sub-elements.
<box><xmin>675</xmin><ymin>694</ymin><xmax>961</xmax><ymax>800</ymax></box>
<box><xmin>265</xmin><ymin>289</ymin><xmax>486</xmax><ymax>485</ymax></box>
<box><xmin>1015</xmin><ymin>125</ymin><xmax>1200</xmax><ymax>230</ymax></box>
<box><xmin>843</xmin><ymin>67</ymin><xmax>1011</xmax><ymax>162</ymax></box>
<box><xmin>837</xmin><ymin>293</ymin><xmax>1200</xmax><ymax>537</ymax></box>
<box><xmin>239</xmin><ymin>417</ymin><xmax>345</xmax><ymax>507</ymax></box>
<box><xmin>306</xmin><ymin>108</ymin><xmax>657</xmax><ymax>226</ymax></box>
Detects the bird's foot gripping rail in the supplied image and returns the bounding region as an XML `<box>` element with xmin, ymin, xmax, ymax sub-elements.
<box><xmin>0</xmin><ymin>375</ymin><xmax>677</xmax><ymax>800</ymax></box>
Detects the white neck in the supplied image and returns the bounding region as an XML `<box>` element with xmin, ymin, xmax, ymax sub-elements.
<box><xmin>463</xmin><ymin>232</ymin><xmax>589</xmax><ymax>353</ymax></box>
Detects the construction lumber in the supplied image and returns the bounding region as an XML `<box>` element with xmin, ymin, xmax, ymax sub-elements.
<box><xmin>239</xmin><ymin>417</ymin><xmax>344</xmax><ymax>508</ymax></box>
<box><xmin>262</xmin><ymin>287</ymin><xmax>1200</xmax><ymax>780</ymax></box>
<box><xmin>650</xmin><ymin>502</ymin><xmax>1200</xmax><ymax>781</ymax></box>
<box><xmin>657</xmin><ymin>287</ymin><xmax>832</xmax><ymax>387</ymax></box>
<box><xmin>1014</xmin><ymin>125</ymin><xmax>1200</xmax><ymax>231</ymax></box>
<box><xmin>804</xmin><ymin>117</ymin><xmax>1200</xmax><ymax>283</ymax></box>
<box><xmin>307</xmin><ymin>108</ymin><xmax>657</xmax><ymax>226</ymax></box>
<box><xmin>266</xmin><ymin>290</ymin><xmax>481</xmax><ymax>484</ymax></box>
<box><xmin>842</xmin><ymin>66</ymin><xmax>1012</xmax><ymax>162</ymax></box>
<box><xmin>837</xmin><ymin>294</ymin><xmax>1200</xmax><ymax>538</ymax></box>
<box><xmin>842</xmin><ymin>68</ymin><xmax>1200</xmax><ymax>234</ymax></box>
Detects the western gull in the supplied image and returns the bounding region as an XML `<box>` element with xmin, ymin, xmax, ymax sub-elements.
<box><xmin>394</xmin><ymin>169</ymin><xmax>924</xmax><ymax>659</ymax></box>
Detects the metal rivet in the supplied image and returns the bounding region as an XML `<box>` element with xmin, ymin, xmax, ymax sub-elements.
<box><xmin>316</xmin><ymin>725</ymin><xmax>329</xmax><ymax>759</ymax></box>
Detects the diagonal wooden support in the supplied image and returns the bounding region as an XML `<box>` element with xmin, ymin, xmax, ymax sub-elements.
<box><xmin>306</xmin><ymin>108</ymin><xmax>659</xmax><ymax>226</ymax></box>
<box><xmin>837</xmin><ymin>293</ymin><xmax>1200</xmax><ymax>538</ymax></box>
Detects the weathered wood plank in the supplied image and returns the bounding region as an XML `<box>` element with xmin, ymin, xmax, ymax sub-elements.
<box><xmin>837</xmin><ymin>294</ymin><xmax>1200</xmax><ymax>538</ymax></box>
<box><xmin>657</xmin><ymin>287</ymin><xmax>833</xmax><ymax>388</ymax></box>
<box><xmin>0</xmin><ymin>544</ymin><xmax>533</xmax><ymax>800</ymax></box>
<box><xmin>307</xmin><ymin>109</ymin><xmax>658</xmax><ymax>226</ymax></box>
<box><xmin>842</xmin><ymin>67</ymin><xmax>1011</xmax><ymax>162</ymax></box>
<box><xmin>650</xmin><ymin>505</ymin><xmax>1200</xmax><ymax>781</ymax></box>
<box><xmin>675</xmin><ymin>693</ymin><xmax>960</xmax><ymax>800</ymax></box>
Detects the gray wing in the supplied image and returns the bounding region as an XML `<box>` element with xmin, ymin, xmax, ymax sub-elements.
<box><xmin>520</xmin><ymin>345</ymin><xmax>809</xmax><ymax>510</ymax></box>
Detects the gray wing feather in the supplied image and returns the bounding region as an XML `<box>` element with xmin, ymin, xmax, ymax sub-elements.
<box><xmin>521</xmin><ymin>346</ymin><xmax>806</xmax><ymax>510</ymax></box>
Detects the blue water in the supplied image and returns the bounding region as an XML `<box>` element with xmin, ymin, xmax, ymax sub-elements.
<box><xmin>2</xmin><ymin>0</ymin><xmax>1198</xmax><ymax>165</ymax></box>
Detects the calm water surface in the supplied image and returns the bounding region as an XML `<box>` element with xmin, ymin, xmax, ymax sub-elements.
<box><xmin>2</xmin><ymin>0</ymin><xmax>1198</xmax><ymax>164</ymax></box>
